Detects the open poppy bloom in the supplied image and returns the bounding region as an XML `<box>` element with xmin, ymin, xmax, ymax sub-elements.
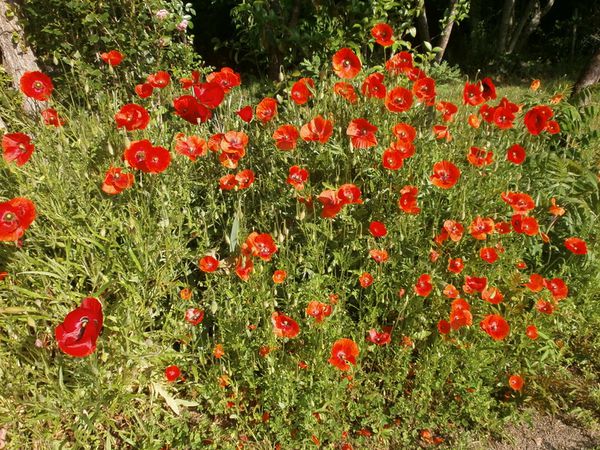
<box><xmin>199</xmin><ymin>255</ymin><xmax>219</xmax><ymax>272</ymax></box>
<box><xmin>481</xmin><ymin>286</ymin><xmax>504</xmax><ymax>304</ymax></box>
<box><xmin>382</xmin><ymin>147</ymin><xmax>404</xmax><ymax>170</ymax></box>
<box><xmin>464</xmin><ymin>275</ymin><xmax>487</xmax><ymax>293</ymax></box>
<box><xmin>412</xmin><ymin>77</ymin><xmax>436</xmax><ymax>105</ymax></box>
<box><xmin>333</xmin><ymin>82</ymin><xmax>358</xmax><ymax>103</ymax></box>
<box><xmin>369</xmin><ymin>221</ymin><xmax>387</xmax><ymax>238</ymax></box>
<box><xmin>55</xmin><ymin>297</ymin><xmax>103</xmax><ymax>357</ymax></box>
<box><xmin>41</xmin><ymin>108</ymin><xmax>66</xmax><ymax>127</ymax></box>
<box><xmin>443</xmin><ymin>220</ymin><xmax>464</xmax><ymax>242</ymax></box>
<box><xmin>219</xmin><ymin>174</ymin><xmax>237</xmax><ymax>190</ymax></box>
<box><xmin>173</xmin><ymin>95</ymin><xmax>212</xmax><ymax>124</ymax></box>
<box><xmin>433</xmin><ymin>124</ymin><xmax>452</xmax><ymax>142</ymax></box>
<box><xmin>361</xmin><ymin>73</ymin><xmax>387</xmax><ymax>99</ymax></box>
<box><xmin>506</xmin><ymin>144</ymin><xmax>526</xmax><ymax>164</ymax></box>
<box><xmin>524</xmin><ymin>105</ymin><xmax>554</xmax><ymax>135</ymax></box>
<box><xmin>367</xmin><ymin>328</ymin><xmax>391</xmax><ymax>345</ymax></box>
<box><xmin>271</xmin><ymin>312</ymin><xmax>300</xmax><ymax>338</ymax></box>
<box><xmin>359</xmin><ymin>272</ymin><xmax>374</xmax><ymax>288</ymax></box>
<box><xmin>462</xmin><ymin>81</ymin><xmax>484</xmax><ymax>106</ymax></box>
<box><xmin>447</xmin><ymin>258</ymin><xmax>464</xmax><ymax>274</ymax></box>
<box><xmin>493</xmin><ymin>106</ymin><xmax>515</xmax><ymax>129</ymax></box>
<box><xmin>398</xmin><ymin>185</ymin><xmax>420</xmax><ymax>214</ymax></box>
<box><xmin>20</xmin><ymin>71</ymin><xmax>54</xmax><ymax>101</ymax></box>
<box><xmin>371</xmin><ymin>23</ymin><xmax>394</xmax><ymax>46</ymax></box>
<box><xmin>346</xmin><ymin>118</ymin><xmax>378</xmax><ymax>148</ymax></box>
<box><xmin>469</xmin><ymin>216</ymin><xmax>495</xmax><ymax>240</ymax></box>
<box><xmin>467</xmin><ymin>147</ymin><xmax>493</xmax><ymax>167</ymax></box>
<box><xmin>508</xmin><ymin>374</ymin><xmax>524</xmax><ymax>391</ymax></box>
<box><xmin>501</xmin><ymin>192</ymin><xmax>536</xmax><ymax>214</ymax></box>
<box><xmin>328</xmin><ymin>338</ymin><xmax>359</xmax><ymax>371</ymax></box>
<box><xmin>392</xmin><ymin>122</ymin><xmax>417</xmax><ymax>142</ymax></box>
<box><xmin>385</xmin><ymin>51</ymin><xmax>413</xmax><ymax>75</ymax></box>
<box><xmin>414</xmin><ymin>274</ymin><xmax>433</xmax><ymax>297</ymax></box>
<box><xmin>337</xmin><ymin>183</ymin><xmax>362</xmax><ymax>205</ymax></box>
<box><xmin>437</xmin><ymin>319</ymin><xmax>451</xmax><ymax>335</ymax></box>
<box><xmin>543</xmin><ymin>277</ymin><xmax>568</xmax><ymax>300</ymax></box>
<box><xmin>535</xmin><ymin>299</ymin><xmax>555</xmax><ymax>315</ymax></box>
<box><xmin>235</xmin><ymin>169</ymin><xmax>255</xmax><ymax>189</ymax></box>
<box><xmin>479</xmin><ymin>247</ymin><xmax>498</xmax><ymax>264</ymax></box>
<box><xmin>245</xmin><ymin>232</ymin><xmax>278</xmax><ymax>261</ymax></box>
<box><xmin>332</xmin><ymin>48</ymin><xmax>362</xmax><ymax>79</ymax></box>
<box><xmin>2</xmin><ymin>132</ymin><xmax>34</xmax><ymax>166</ymax></box>
<box><xmin>480</xmin><ymin>314</ymin><xmax>510</xmax><ymax>341</ymax></box>
<box><xmin>206</xmin><ymin>67</ymin><xmax>241</xmax><ymax>94</ymax></box>
<box><xmin>235</xmin><ymin>256</ymin><xmax>254</xmax><ymax>281</ymax></box>
<box><xmin>236</xmin><ymin>105</ymin><xmax>253</xmax><ymax>122</ymax></box>
<box><xmin>526</xmin><ymin>325</ymin><xmax>539</xmax><ymax>340</ymax></box>
<box><xmin>385</xmin><ymin>87</ymin><xmax>413</xmax><ymax>113</ymax></box>
<box><xmin>135</xmin><ymin>82</ymin><xmax>154</xmax><ymax>98</ymax></box>
<box><xmin>255</xmin><ymin>97</ymin><xmax>278</xmax><ymax>123</ymax></box>
<box><xmin>193</xmin><ymin>82</ymin><xmax>225</xmax><ymax>109</ymax></box>
<box><xmin>115</xmin><ymin>104</ymin><xmax>150</xmax><ymax>131</ymax></box>
<box><xmin>564</xmin><ymin>237</ymin><xmax>587</xmax><ymax>255</ymax></box>
<box><xmin>369</xmin><ymin>249</ymin><xmax>389</xmax><ymax>263</ymax></box>
<box><xmin>511</xmin><ymin>214</ymin><xmax>539</xmax><ymax>236</ymax></box>
<box><xmin>102</xmin><ymin>167</ymin><xmax>134</xmax><ymax>195</ymax></box>
<box><xmin>524</xmin><ymin>273</ymin><xmax>545</xmax><ymax>292</ymax></box>
<box><xmin>123</xmin><ymin>140</ymin><xmax>171</xmax><ymax>174</ymax></box>
<box><xmin>147</xmin><ymin>70</ymin><xmax>171</xmax><ymax>88</ymax></box>
<box><xmin>272</xmin><ymin>269</ymin><xmax>287</xmax><ymax>284</ymax></box>
<box><xmin>430</xmin><ymin>161</ymin><xmax>460</xmax><ymax>189</ymax></box>
<box><xmin>436</xmin><ymin>101</ymin><xmax>458</xmax><ymax>122</ymax></box>
<box><xmin>287</xmin><ymin>165</ymin><xmax>309</xmax><ymax>190</ymax></box>
<box><xmin>300</xmin><ymin>115</ymin><xmax>333</xmax><ymax>143</ymax></box>
<box><xmin>306</xmin><ymin>301</ymin><xmax>333</xmax><ymax>323</ymax></box>
<box><xmin>291</xmin><ymin>78</ymin><xmax>315</xmax><ymax>105</ymax></box>
<box><xmin>450</xmin><ymin>302</ymin><xmax>472</xmax><ymax>330</ymax></box>
<box><xmin>100</xmin><ymin>50</ymin><xmax>124</xmax><ymax>66</ymax></box>
<box><xmin>318</xmin><ymin>189</ymin><xmax>344</xmax><ymax>218</ymax></box>
<box><xmin>185</xmin><ymin>308</ymin><xmax>205</xmax><ymax>325</ymax></box>
<box><xmin>272</xmin><ymin>124</ymin><xmax>299</xmax><ymax>151</ymax></box>
<box><xmin>0</xmin><ymin>197</ymin><xmax>36</xmax><ymax>242</ymax></box>
<box><xmin>174</xmin><ymin>134</ymin><xmax>208</xmax><ymax>161</ymax></box>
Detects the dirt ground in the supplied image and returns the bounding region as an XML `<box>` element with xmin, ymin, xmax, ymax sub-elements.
<box><xmin>481</xmin><ymin>414</ymin><xmax>600</xmax><ymax>450</ymax></box>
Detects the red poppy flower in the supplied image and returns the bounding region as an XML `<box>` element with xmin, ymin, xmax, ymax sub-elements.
<box><xmin>437</xmin><ymin>319</ymin><xmax>451</xmax><ymax>335</ymax></box>
<box><xmin>511</xmin><ymin>214</ymin><xmax>539</xmax><ymax>236</ymax></box>
<box><xmin>2</xmin><ymin>132</ymin><xmax>34</xmax><ymax>166</ymax></box>
<box><xmin>337</xmin><ymin>183</ymin><xmax>362</xmax><ymax>205</ymax></box>
<box><xmin>199</xmin><ymin>255</ymin><xmax>219</xmax><ymax>272</ymax></box>
<box><xmin>173</xmin><ymin>95</ymin><xmax>212</xmax><ymax>124</ymax></box>
<box><xmin>524</xmin><ymin>273</ymin><xmax>545</xmax><ymax>292</ymax></box>
<box><xmin>479</xmin><ymin>104</ymin><xmax>495</xmax><ymax>123</ymax></box>
<box><xmin>444</xmin><ymin>284</ymin><xmax>460</xmax><ymax>299</ymax></box>
<box><xmin>508</xmin><ymin>374</ymin><xmax>524</xmax><ymax>391</ymax></box>
<box><xmin>447</xmin><ymin>258</ymin><xmax>464</xmax><ymax>274</ymax></box>
<box><xmin>430</xmin><ymin>161</ymin><xmax>460</xmax><ymax>189</ymax></box>
<box><xmin>468</xmin><ymin>114</ymin><xmax>481</xmax><ymax>128</ymax></box>
<box><xmin>481</xmin><ymin>286</ymin><xmax>504</xmax><ymax>304</ymax></box>
<box><xmin>524</xmin><ymin>105</ymin><xmax>553</xmax><ymax>135</ymax></box>
<box><xmin>100</xmin><ymin>50</ymin><xmax>124</xmax><ymax>66</ymax></box>
<box><xmin>543</xmin><ymin>278</ymin><xmax>568</xmax><ymax>300</ymax></box>
<box><xmin>332</xmin><ymin>48</ymin><xmax>362</xmax><ymax>79</ymax></box>
<box><xmin>102</xmin><ymin>167</ymin><xmax>134</xmax><ymax>195</ymax></box>
<box><xmin>206</xmin><ymin>67</ymin><xmax>241</xmax><ymax>93</ymax></box>
<box><xmin>255</xmin><ymin>97</ymin><xmax>278</xmax><ymax>123</ymax></box>
<box><xmin>462</xmin><ymin>81</ymin><xmax>484</xmax><ymax>106</ymax></box>
<box><xmin>220</xmin><ymin>131</ymin><xmax>249</xmax><ymax>156</ymax></box>
<box><xmin>287</xmin><ymin>165</ymin><xmax>309</xmax><ymax>190</ymax></box>
<box><xmin>480</xmin><ymin>314</ymin><xmax>510</xmax><ymax>341</ymax></box>
<box><xmin>469</xmin><ymin>216</ymin><xmax>494</xmax><ymax>240</ymax></box>
<box><xmin>367</xmin><ymin>328</ymin><xmax>391</xmax><ymax>345</ymax></box>
<box><xmin>398</xmin><ymin>185</ymin><xmax>420</xmax><ymax>214</ymax></box>
<box><xmin>526</xmin><ymin>324</ymin><xmax>539</xmax><ymax>340</ymax></box>
<box><xmin>123</xmin><ymin>140</ymin><xmax>170</xmax><ymax>174</ymax></box>
<box><xmin>135</xmin><ymin>82</ymin><xmax>154</xmax><ymax>98</ymax></box>
<box><xmin>306</xmin><ymin>301</ymin><xmax>333</xmax><ymax>323</ymax></box>
<box><xmin>369</xmin><ymin>249</ymin><xmax>389</xmax><ymax>263</ymax></box>
<box><xmin>412</xmin><ymin>77</ymin><xmax>436</xmax><ymax>105</ymax></box>
<box><xmin>272</xmin><ymin>124</ymin><xmax>299</xmax><ymax>150</ymax></box>
<box><xmin>545</xmin><ymin>120</ymin><xmax>560</xmax><ymax>134</ymax></box>
<box><xmin>443</xmin><ymin>220</ymin><xmax>464</xmax><ymax>242</ymax></box>
<box><xmin>464</xmin><ymin>275</ymin><xmax>487</xmax><ymax>293</ymax></box>
<box><xmin>236</xmin><ymin>105</ymin><xmax>253</xmax><ymax>123</ymax></box>
<box><xmin>185</xmin><ymin>308</ymin><xmax>205</xmax><ymax>325</ymax></box>
<box><xmin>272</xmin><ymin>269</ymin><xmax>287</xmax><ymax>284</ymax></box>
<box><xmin>192</xmin><ymin>82</ymin><xmax>225</xmax><ymax>110</ymax></box>
<box><xmin>245</xmin><ymin>232</ymin><xmax>278</xmax><ymax>261</ymax></box>
<box><xmin>20</xmin><ymin>71</ymin><xmax>53</xmax><ymax>101</ymax></box>
<box><xmin>333</xmin><ymin>82</ymin><xmax>358</xmax><ymax>103</ymax></box>
<box><xmin>235</xmin><ymin>256</ymin><xmax>253</xmax><ymax>281</ymax></box>
<box><xmin>382</xmin><ymin>147</ymin><xmax>404</xmax><ymax>170</ymax></box>
<box><xmin>359</xmin><ymin>272</ymin><xmax>374</xmax><ymax>288</ymax></box>
<box><xmin>385</xmin><ymin>51</ymin><xmax>413</xmax><ymax>75</ymax></box>
<box><xmin>506</xmin><ymin>144</ymin><xmax>526</xmax><ymax>164</ymax></box>
<box><xmin>385</xmin><ymin>87</ymin><xmax>413</xmax><ymax>113</ymax></box>
<box><xmin>165</xmin><ymin>365</ymin><xmax>181</xmax><ymax>382</ymax></box>
<box><xmin>55</xmin><ymin>297</ymin><xmax>103</xmax><ymax>357</ymax></box>
<box><xmin>361</xmin><ymin>73</ymin><xmax>387</xmax><ymax>99</ymax></box>
<box><xmin>114</xmin><ymin>104</ymin><xmax>150</xmax><ymax>131</ymax></box>
<box><xmin>271</xmin><ymin>312</ymin><xmax>300</xmax><ymax>338</ymax></box>
<box><xmin>480</xmin><ymin>247</ymin><xmax>498</xmax><ymax>264</ymax></box>
<box><xmin>467</xmin><ymin>146</ymin><xmax>494</xmax><ymax>167</ymax></box>
<box><xmin>219</xmin><ymin>174</ymin><xmax>237</xmax><ymax>190</ymax></box>
<box><xmin>147</xmin><ymin>70</ymin><xmax>170</xmax><ymax>88</ymax></box>
<box><xmin>369</xmin><ymin>221</ymin><xmax>387</xmax><ymax>237</ymax></box>
<box><xmin>430</xmin><ymin>249</ymin><xmax>440</xmax><ymax>262</ymax></box>
<box><xmin>41</xmin><ymin>108</ymin><xmax>66</xmax><ymax>127</ymax></box>
<box><xmin>235</xmin><ymin>169</ymin><xmax>255</xmax><ymax>189</ymax></box>
<box><xmin>392</xmin><ymin>123</ymin><xmax>416</xmax><ymax>142</ymax></box>
<box><xmin>564</xmin><ymin>237</ymin><xmax>587</xmax><ymax>255</ymax></box>
<box><xmin>450</xmin><ymin>305</ymin><xmax>472</xmax><ymax>330</ymax></box>
<box><xmin>371</xmin><ymin>23</ymin><xmax>394</xmax><ymax>46</ymax></box>
<box><xmin>535</xmin><ymin>299</ymin><xmax>555</xmax><ymax>314</ymax></box>
<box><xmin>433</xmin><ymin>124</ymin><xmax>452</xmax><ymax>142</ymax></box>
<box><xmin>501</xmin><ymin>192</ymin><xmax>536</xmax><ymax>214</ymax></box>
<box><xmin>493</xmin><ymin>106</ymin><xmax>515</xmax><ymax>129</ymax></box>
<box><xmin>300</xmin><ymin>115</ymin><xmax>333</xmax><ymax>143</ymax></box>
<box><xmin>390</xmin><ymin>139</ymin><xmax>416</xmax><ymax>159</ymax></box>
<box><xmin>347</xmin><ymin>118</ymin><xmax>378</xmax><ymax>149</ymax></box>
<box><xmin>414</xmin><ymin>274</ymin><xmax>432</xmax><ymax>297</ymax></box>
<box><xmin>174</xmin><ymin>134</ymin><xmax>207</xmax><ymax>161</ymax></box>
<box><xmin>318</xmin><ymin>189</ymin><xmax>344</xmax><ymax>218</ymax></box>
<box><xmin>481</xmin><ymin>77</ymin><xmax>497</xmax><ymax>100</ymax></box>
<box><xmin>0</xmin><ymin>197</ymin><xmax>36</xmax><ymax>242</ymax></box>
<box><xmin>328</xmin><ymin>338</ymin><xmax>359</xmax><ymax>371</ymax></box>
<box><xmin>291</xmin><ymin>78</ymin><xmax>315</xmax><ymax>105</ymax></box>
<box><xmin>436</xmin><ymin>101</ymin><xmax>458</xmax><ymax>122</ymax></box>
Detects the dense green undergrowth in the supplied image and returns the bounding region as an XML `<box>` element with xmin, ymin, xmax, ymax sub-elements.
<box><xmin>0</xmin><ymin>42</ymin><xmax>599</xmax><ymax>449</ymax></box>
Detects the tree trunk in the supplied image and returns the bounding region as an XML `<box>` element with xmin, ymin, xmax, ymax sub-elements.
<box><xmin>417</xmin><ymin>0</ymin><xmax>431</xmax><ymax>46</ymax></box>
<box><xmin>0</xmin><ymin>0</ymin><xmax>45</xmax><ymax>115</ymax></box>
<box><xmin>572</xmin><ymin>48</ymin><xmax>600</xmax><ymax>96</ymax></box>
<box><xmin>507</xmin><ymin>0</ymin><xmax>555</xmax><ymax>54</ymax></box>
<box><xmin>435</xmin><ymin>0</ymin><xmax>458</xmax><ymax>63</ymax></box>
<box><xmin>498</xmin><ymin>0</ymin><xmax>515</xmax><ymax>53</ymax></box>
